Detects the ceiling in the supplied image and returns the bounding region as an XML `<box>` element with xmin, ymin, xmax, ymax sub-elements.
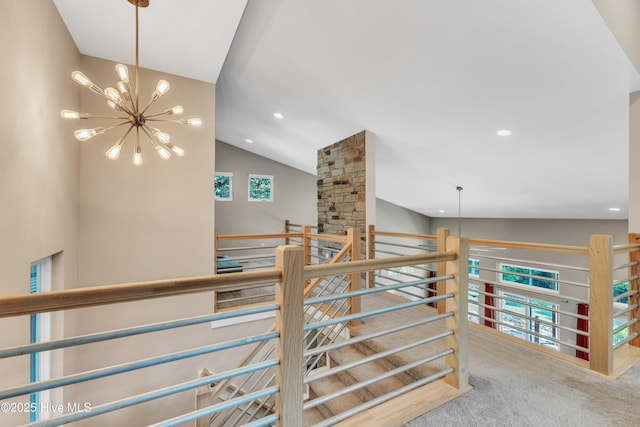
<box><xmin>54</xmin><ymin>0</ymin><xmax>640</xmax><ymax>219</ymax></box>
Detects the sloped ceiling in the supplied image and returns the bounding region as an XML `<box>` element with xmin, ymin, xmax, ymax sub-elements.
<box><xmin>54</xmin><ymin>0</ymin><xmax>640</xmax><ymax>219</ymax></box>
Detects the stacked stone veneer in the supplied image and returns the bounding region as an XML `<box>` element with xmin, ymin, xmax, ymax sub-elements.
<box><xmin>317</xmin><ymin>131</ymin><xmax>367</xmax><ymax>257</ymax></box>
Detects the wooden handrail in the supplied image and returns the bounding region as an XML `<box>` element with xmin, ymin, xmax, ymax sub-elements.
<box><xmin>306</xmin><ymin>232</ymin><xmax>349</xmax><ymax>243</ymax></box>
<box><xmin>469</xmin><ymin>238</ymin><xmax>588</xmax><ymax>255</ymax></box>
<box><xmin>303</xmin><ymin>243</ymin><xmax>352</xmax><ymax>297</ymax></box>
<box><xmin>0</xmin><ymin>270</ymin><xmax>281</xmax><ymax>318</ymax></box>
<box><xmin>0</xmin><ymin>251</ymin><xmax>456</xmax><ymax>319</ymax></box>
<box><xmin>371</xmin><ymin>230</ymin><xmax>437</xmax><ymax>241</ymax></box>
<box><xmin>217</xmin><ymin>232</ymin><xmax>303</xmax><ymax>241</ymax></box>
<box><xmin>613</xmin><ymin>242</ymin><xmax>640</xmax><ymax>254</ymax></box>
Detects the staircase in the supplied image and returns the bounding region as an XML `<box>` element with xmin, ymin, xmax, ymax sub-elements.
<box><xmin>302</xmin><ymin>294</ymin><xmax>454</xmax><ymax>426</ymax></box>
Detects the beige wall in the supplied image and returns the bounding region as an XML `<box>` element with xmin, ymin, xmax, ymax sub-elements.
<box><xmin>630</xmin><ymin>92</ymin><xmax>640</xmax><ymax>233</ymax></box>
<box><xmin>77</xmin><ymin>55</ymin><xmax>215</xmax><ymax>285</ymax></box>
<box><xmin>0</xmin><ymin>1</ymin><xmax>81</xmax><ymax>424</ymax></box>
<box><xmin>592</xmin><ymin>0</ymin><xmax>640</xmax><ymax>74</ymax></box>
<box><xmin>215</xmin><ymin>140</ymin><xmax>317</xmax><ymax>234</ymax></box>
<box><xmin>66</xmin><ymin>56</ymin><xmax>216</xmax><ymax>424</ymax></box>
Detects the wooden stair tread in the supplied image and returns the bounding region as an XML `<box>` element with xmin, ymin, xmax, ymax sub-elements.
<box><xmin>329</xmin><ymin>345</ymin><xmax>407</xmax><ymax>397</ymax></box>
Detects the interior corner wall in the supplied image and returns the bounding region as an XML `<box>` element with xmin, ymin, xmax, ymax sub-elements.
<box><xmin>215</xmin><ymin>140</ymin><xmax>317</xmax><ymax>234</ymax></box>
<box><xmin>376</xmin><ymin>199</ymin><xmax>431</xmax><ymax>235</ymax></box>
<box><xmin>0</xmin><ymin>2</ymin><xmax>81</xmax><ymax>424</ymax></box>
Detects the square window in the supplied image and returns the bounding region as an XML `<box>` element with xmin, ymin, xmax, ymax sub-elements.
<box><xmin>248</xmin><ymin>174</ymin><xmax>274</xmax><ymax>202</ymax></box>
<box><xmin>215</xmin><ymin>172</ymin><xmax>233</xmax><ymax>201</ymax></box>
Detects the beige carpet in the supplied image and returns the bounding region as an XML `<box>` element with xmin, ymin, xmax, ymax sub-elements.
<box><xmin>405</xmin><ymin>325</ymin><xmax>640</xmax><ymax>427</ymax></box>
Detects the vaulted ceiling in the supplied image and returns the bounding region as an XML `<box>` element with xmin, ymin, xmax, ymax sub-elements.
<box><xmin>54</xmin><ymin>0</ymin><xmax>640</xmax><ymax>219</ymax></box>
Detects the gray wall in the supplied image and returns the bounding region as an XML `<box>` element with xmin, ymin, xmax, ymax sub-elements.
<box><xmin>215</xmin><ymin>140</ymin><xmax>317</xmax><ymax>234</ymax></box>
<box><xmin>376</xmin><ymin>199</ymin><xmax>431</xmax><ymax>235</ymax></box>
<box><xmin>430</xmin><ymin>217</ymin><xmax>628</xmax><ymax>246</ymax></box>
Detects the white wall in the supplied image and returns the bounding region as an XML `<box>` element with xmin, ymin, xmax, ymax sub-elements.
<box><xmin>0</xmin><ymin>1</ymin><xmax>81</xmax><ymax>424</ymax></box>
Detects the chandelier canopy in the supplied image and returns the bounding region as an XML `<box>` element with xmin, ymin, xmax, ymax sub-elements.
<box><xmin>60</xmin><ymin>0</ymin><xmax>201</xmax><ymax>166</ymax></box>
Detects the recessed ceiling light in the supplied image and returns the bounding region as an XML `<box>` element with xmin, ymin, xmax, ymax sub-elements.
<box><xmin>245</xmin><ymin>138</ymin><xmax>254</xmax><ymax>144</ymax></box>
<box><xmin>439</xmin><ymin>209</ymin><xmax>445</xmax><ymax>213</ymax></box>
<box><xmin>497</xmin><ymin>129</ymin><xmax>512</xmax><ymax>137</ymax></box>
<box><xmin>609</xmin><ymin>207</ymin><xmax>621</xmax><ymax>212</ymax></box>
<box><xmin>273</xmin><ymin>112</ymin><xmax>284</xmax><ymax>120</ymax></box>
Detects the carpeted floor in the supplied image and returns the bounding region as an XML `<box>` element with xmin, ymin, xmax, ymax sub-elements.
<box><xmin>405</xmin><ymin>326</ymin><xmax>640</xmax><ymax>427</ymax></box>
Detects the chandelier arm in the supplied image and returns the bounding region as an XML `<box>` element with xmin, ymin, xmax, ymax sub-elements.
<box><xmin>107</xmin><ymin>98</ymin><xmax>136</xmax><ymax>117</ymax></box>
<box><xmin>121</xmin><ymin>123</ymin><xmax>135</xmax><ymax>140</ymax></box>
<box><xmin>144</xmin><ymin>111</ymin><xmax>172</xmax><ymax>119</ymax></box>
<box><xmin>88</xmin><ymin>115</ymin><xmax>131</xmax><ymax>120</ymax></box>
<box><xmin>139</xmin><ymin>98</ymin><xmax>157</xmax><ymax>116</ymax></box>
<box><xmin>140</xmin><ymin>125</ymin><xmax>160</xmax><ymax>146</ymax></box>
<box><xmin>123</xmin><ymin>81</ymin><xmax>137</xmax><ymax>112</ymax></box>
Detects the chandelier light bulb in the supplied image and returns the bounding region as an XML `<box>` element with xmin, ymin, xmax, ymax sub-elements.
<box><xmin>60</xmin><ymin>110</ymin><xmax>89</xmax><ymax>120</ymax></box>
<box><xmin>74</xmin><ymin>127</ymin><xmax>106</xmax><ymax>142</ymax></box>
<box><xmin>117</xmin><ymin>81</ymin><xmax>131</xmax><ymax>101</ymax></box>
<box><xmin>132</xmin><ymin>146</ymin><xmax>143</xmax><ymax>166</ymax></box>
<box><xmin>179</xmin><ymin>118</ymin><xmax>202</xmax><ymax>127</ymax></box>
<box><xmin>115</xmin><ymin>64</ymin><xmax>129</xmax><ymax>83</ymax></box>
<box><xmin>151</xmin><ymin>128</ymin><xmax>171</xmax><ymax>143</ymax></box>
<box><xmin>106</xmin><ymin>100</ymin><xmax>123</xmax><ymax>111</ymax></box>
<box><xmin>165</xmin><ymin>105</ymin><xmax>184</xmax><ymax>115</ymax></box>
<box><xmin>151</xmin><ymin>80</ymin><xmax>170</xmax><ymax>101</ymax></box>
<box><xmin>155</xmin><ymin>145</ymin><xmax>171</xmax><ymax>160</ymax></box>
<box><xmin>71</xmin><ymin>71</ymin><xmax>103</xmax><ymax>96</ymax></box>
<box><xmin>166</xmin><ymin>143</ymin><xmax>185</xmax><ymax>157</ymax></box>
<box><xmin>104</xmin><ymin>87</ymin><xmax>123</xmax><ymax>104</ymax></box>
<box><xmin>106</xmin><ymin>138</ymin><xmax>126</xmax><ymax>160</ymax></box>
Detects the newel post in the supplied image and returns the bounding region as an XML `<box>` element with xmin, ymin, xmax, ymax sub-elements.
<box><xmin>367</xmin><ymin>224</ymin><xmax>375</xmax><ymax>288</ymax></box>
<box><xmin>348</xmin><ymin>228</ymin><xmax>362</xmax><ymax>326</ymax></box>
<box><xmin>628</xmin><ymin>233</ymin><xmax>640</xmax><ymax>348</ymax></box>
<box><xmin>436</xmin><ymin>228</ymin><xmax>451</xmax><ymax>314</ymax></box>
<box><xmin>589</xmin><ymin>234</ymin><xmax>614</xmax><ymax>375</ymax></box>
<box><xmin>443</xmin><ymin>234</ymin><xmax>469</xmax><ymax>390</ymax></box>
<box><xmin>274</xmin><ymin>245</ymin><xmax>304</xmax><ymax>427</ymax></box>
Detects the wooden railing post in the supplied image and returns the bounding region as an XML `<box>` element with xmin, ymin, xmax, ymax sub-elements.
<box><xmin>629</xmin><ymin>233</ymin><xmax>640</xmax><ymax>348</ymax></box>
<box><xmin>436</xmin><ymin>228</ymin><xmax>451</xmax><ymax>314</ymax></box>
<box><xmin>589</xmin><ymin>234</ymin><xmax>614</xmax><ymax>375</ymax></box>
<box><xmin>303</xmin><ymin>225</ymin><xmax>312</xmax><ymax>267</ymax></box>
<box><xmin>348</xmin><ymin>227</ymin><xmax>362</xmax><ymax>326</ymax></box>
<box><xmin>285</xmin><ymin>219</ymin><xmax>291</xmax><ymax>244</ymax></box>
<box><xmin>443</xmin><ymin>234</ymin><xmax>469</xmax><ymax>390</ymax></box>
<box><xmin>213</xmin><ymin>228</ymin><xmax>218</xmax><ymax>274</ymax></box>
<box><xmin>274</xmin><ymin>245</ymin><xmax>304</xmax><ymax>427</ymax></box>
<box><xmin>367</xmin><ymin>224</ymin><xmax>375</xmax><ymax>288</ymax></box>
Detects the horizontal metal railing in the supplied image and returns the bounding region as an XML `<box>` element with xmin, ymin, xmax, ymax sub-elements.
<box><xmin>369</xmin><ymin>226</ymin><xmax>640</xmax><ymax>376</ymax></box>
<box><xmin>302</xmin><ymin>269</ymin><xmax>461</xmax><ymax>425</ymax></box>
<box><xmin>0</xmin><ymin>231</ymin><xmax>467</xmax><ymax>426</ymax></box>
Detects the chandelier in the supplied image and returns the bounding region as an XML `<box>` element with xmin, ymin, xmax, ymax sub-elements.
<box><xmin>60</xmin><ymin>0</ymin><xmax>201</xmax><ymax>166</ymax></box>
